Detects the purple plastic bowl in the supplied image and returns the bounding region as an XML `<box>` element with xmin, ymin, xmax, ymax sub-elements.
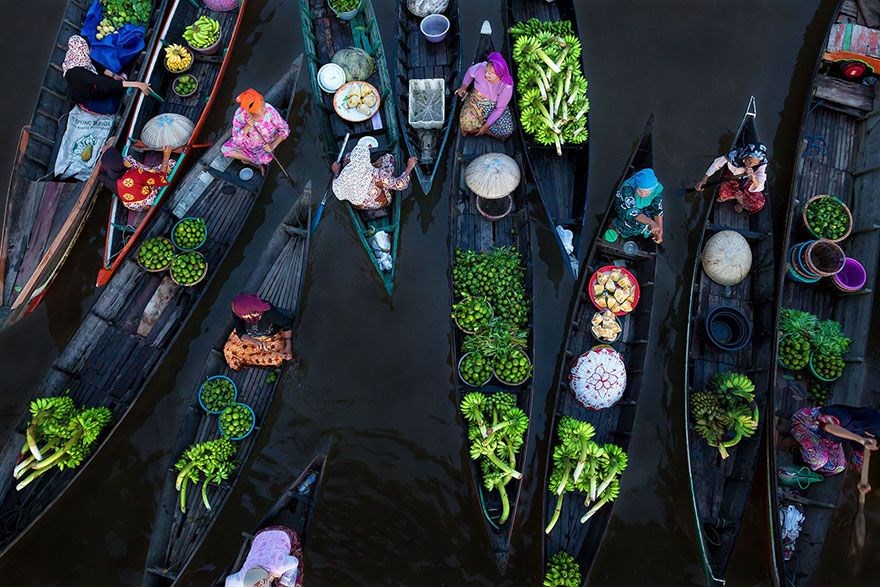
<box><xmin>832</xmin><ymin>257</ymin><xmax>867</xmax><ymax>291</ymax></box>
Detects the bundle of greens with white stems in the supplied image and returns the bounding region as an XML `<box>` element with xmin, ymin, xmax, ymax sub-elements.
<box><xmin>509</xmin><ymin>18</ymin><xmax>590</xmax><ymax>155</ymax></box>
<box><xmin>14</xmin><ymin>395</ymin><xmax>113</xmax><ymax>491</ymax></box>
<box><xmin>544</xmin><ymin>416</ymin><xmax>628</xmax><ymax>534</ymax></box>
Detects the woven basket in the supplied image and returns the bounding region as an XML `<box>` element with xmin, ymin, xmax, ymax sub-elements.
<box><xmin>802</xmin><ymin>195</ymin><xmax>852</xmax><ymax>243</ymax></box>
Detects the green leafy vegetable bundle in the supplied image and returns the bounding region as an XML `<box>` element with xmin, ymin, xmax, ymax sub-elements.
<box><xmin>460</xmin><ymin>391</ymin><xmax>529</xmax><ymax>525</ymax></box>
<box><xmin>544</xmin><ymin>416</ymin><xmax>628</xmax><ymax>534</ymax></box>
<box><xmin>509</xmin><ymin>18</ymin><xmax>589</xmax><ymax>155</ymax></box>
<box><xmin>690</xmin><ymin>372</ymin><xmax>758</xmax><ymax>459</ymax></box>
<box><xmin>174</xmin><ymin>438</ymin><xmax>237</xmax><ymax>512</ymax></box>
<box><xmin>543</xmin><ymin>551</ymin><xmax>582</xmax><ymax>587</ymax></box>
<box><xmin>96</xmin><ymin>0</ymin><xmax>152</xmax><ymax>40</ymax></box>
<box><xmin>14</xmin><ymin>396</ymin><xmax>113</xmax><ymax>490</ymax></box>
<box><xmin>777</xmin><ymin>308</ymin><xmax>851</xmax><ymax>381</ymax></box>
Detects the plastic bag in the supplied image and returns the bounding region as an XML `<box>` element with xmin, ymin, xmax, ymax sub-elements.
<box><xmin>406</xmin><ymin>0</ymin><xmax>448</xmax><ymax>17</ymax></box>
<box><xmin>331</xmin><ymin>47</ymin><xmax>376</xmax><ymax>82</ymax></box>
<box><xmin>370</xmin><ymin>231</ymin><xmax>393</xmax><ymax>271</ymax></box>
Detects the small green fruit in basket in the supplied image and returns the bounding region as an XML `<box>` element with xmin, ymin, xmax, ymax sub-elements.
<box><xmin>452</xmin><ymin>296</ymin><xmax>492</xmax><ymax>333</ymax></box>
<box><xmin>200</xmin><ymin>378</ymin><xmax>235</xmax><ymax>412</ymax></box>
<box><xmin>137</xmin><ymin>236</ymin><xmax>174</xmax><ymax>270</ymax></box>
<box><xmin>812</xmin><ymin>352</ymin><xmax>844</xmax><ymax>380</ymax></box>
<box><xmin>170</xmin><ymin>252</ymin><xmax>207</xmax><ymax>286</ymax></box>
<box><xmin>173</xmin><ymin>217</ymin><xmax>207</xmax><ymax>249</ymax></box>
<box><xmin>494</xmin><ymin>350</ymin><xmax>531</xmax><ymax>385</ymax></box>
<box><xmin>779</xmin><ymin>336</ymin><xmax>810</xmax><ymax>371</ymax></box>
<box><xmin>219</xmin><ymin>403</ymin><xmax>254</xmax><ymax>438</ymax></box>
<box><xmin>459</xmin><ymin>352</ymin><xmax>491</xmax><ymax>386</ymax></box>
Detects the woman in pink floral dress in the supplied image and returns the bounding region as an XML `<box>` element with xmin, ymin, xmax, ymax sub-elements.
<box><xmin>222</xmin><ymin>88</ymin><xmax>290</xmax><ymax>173</ymax></box>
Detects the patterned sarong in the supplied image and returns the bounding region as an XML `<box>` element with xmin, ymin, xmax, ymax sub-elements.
<box><xmin>223</xmin><ymin>330</ymin><xmax>287</xmax><ymax>371</ymax></box>
<box><xmin>459</xmin><ymin>90</ymin><xmax>514</xmax><ymax>139</ymax></box>
<box><xmin>790</xmin><ymin>407</ymin><xmax>864</xmax><ymax>475</ymax></box>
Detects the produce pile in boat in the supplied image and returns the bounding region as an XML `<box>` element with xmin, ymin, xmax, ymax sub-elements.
<box><xmin>777</xmin><ymin>308</ymin><xmax>851</xmax><ymax>383</ymax></box>
<box><xmin>170</xmin><ymin>252</ymin><xmax>208</xmax><ymax>286</ymax></box>
<box><xmin>173</xmin><ymin>217</ymin><xmax>207</xmax><ymax>250</ymax></box>
<box><xmin>164</xmin><ymin>44</ymin><xmax>193</xmax><ymax>73</ymax></box>
<box><xmin>137</xmin><ymin>236</ymin><xmax>174</xmax><ymax>270</ymax></box>
<box><xmin>174</xmin><ymin>74</ymin><xmax>198</xmax><ymax>96</ymax></box>
<box><xmin>544</xmin><ymin>416</ymin><xmax>628</xmax><ymax>533</ymax></box>
<box><xmin>804</xmin><ymin>196</ymin><xmax>850</xmax><ymax>240</ymax></box>
<box><xmin>543</xmin><ymin>551</ymin><xmax>582</xmax><ymax>587</ymax></box>
<box><xmin>690</xmin><ymin>372</ymin><xmax>758</xmax><ymax>459</ymax></box>
<box><xmin>13</xmin><ymin>396</ymin><xmax>113</xmax><ymax>490</ymax></box>
<box><xmin>174</xmin><ymin>437</ymin><xmax>236</xmax><ymax>512</ymax></box>
<box><xmin>183</xmin><ymin>15</ymin><xmax>221</xmax><ymax>49</ymax></box>
<box><xmin>460</xmin><ymin>391</ymin><xmax>529</xmax><ymax>525</ymax></box>
<box><xmin>95</xmin><ymin>0</ymin><xmax>152</xmax><ymax>39</ymax></box>
<box><xmin>509</xmin><ymin>18</ymin><xmax>589</xmax><ymax>155</ymax></box>
<box><xmin>452</xmin><ymin>247</ymin><xmax>532</xmax><ymax>386</ymax></box>
<box><xmin>219</xmin><ymin>403</ymin><xmax>254</xmax><ymax>439</ymax></box>
<box><xmin>199</xmin><ymin>377</ymin><xmax>236</xmax><ymax>413</ymax></box>
<box><xmin>591</xmin><ymin>310</ymin><xmax>621</xmax><ymax>343</ymax></box>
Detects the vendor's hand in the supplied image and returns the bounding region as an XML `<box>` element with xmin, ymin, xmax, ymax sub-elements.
<box><xmin>406</xmin><ymin>156</ymin><xmax>417</xmax><ymax>171</ymax></box>
<box><xmin>455</xmin><ymin>87</ymin><xmax>467</xmax><ymax>100</ymax></box>
<box><xmin>133</xmin><ymin>81</ymin><xmax>151</xmax><ymax>96</ymax></box>
<box><xmin>263</xmin><ymin>142</ymin><xmax>274</xmax><ymax>153</ymax></box>
<box><xmin>862</xmin><ymin>436</ymin><xmax>878</xmax><ymax>451</ymax></box>
<box><xmin>695</xmin><ymin>176</ymin><xmax>707</xmax><ymax>192</ymax></box>
<box><xmin>281</xmin><ymin>350</ymin><xmax>293</xmax><ymax>361</ymax></box>
<box><xmin>859</xmin><ymin>483</ymin><xmax>872</xmax><ymax>495</ymax></box>
<box><xmin>162</xmin><ymin>145</ymin><xmax>173</xmax><ymax>157</ymax></box>
<box><xmin>331</xmin><ymin>162</ymin><xmax>341</xmax><ymax>176</ymax></box>
<box><xmin>476</xmin><ymin>124</ymin><xmax>490</xmax><ymax>136</ymax></box>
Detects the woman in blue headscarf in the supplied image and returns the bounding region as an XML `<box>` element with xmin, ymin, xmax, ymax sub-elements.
<box><xmin>611</xmin><ymin>168</ymin><xmax>664</xmax><ymax>243</ymax></box>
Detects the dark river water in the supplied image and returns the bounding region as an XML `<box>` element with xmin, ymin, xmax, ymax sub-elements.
<box><xmin>1</xmin><ymin>0</ymin><xmax>878</xmax><ymax>585</ymax></box>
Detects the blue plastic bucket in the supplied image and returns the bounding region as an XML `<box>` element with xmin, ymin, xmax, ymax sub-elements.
<box><xmin>198</xmin><ymin>375</ymin><xmax>238</xmax><ymax>414</ymax></box>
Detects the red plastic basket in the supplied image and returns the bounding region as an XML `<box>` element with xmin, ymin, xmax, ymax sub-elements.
<box><xmin>587</xmin><ymin>265</ymin><xmax>641</xmax><ymax>316</ymax></box>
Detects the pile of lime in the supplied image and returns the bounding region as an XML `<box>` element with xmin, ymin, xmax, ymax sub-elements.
<box><xmin>805</xmin><ymin>197</ymin><xmax>850</xmax><ymax>240</ymax></box>
<box><xmin>174</xmin><ymin>74</ymin><xmax>198</xmax><ymax>96</ymax></box>
<box><xmin>137</xmin><ymin>236</ymin><xmax>174</xmax><ymax>271</ymax></box>
<box><xmin>452</xmin><ymin>296</ymin><xmax>492</xmax><ymax>333</ymax></box>
<box><xmin>199</xmin><ymin>377</ymin><xmax>236</xmax><ymax>413</ymax></box>
<box><xmin>494</xmin><ymin>350</ymin><xmax>532</xmax><ymax>385</ymax></box>
<box><xmin>219</xmin><ymin>403</ymin><xmax>254</xmax><ymax>439</ymax></box>
<box><xmin>173</xmin><ymin>217</ymin><xmax>206</xmax><ymax>250</ymax></box>
<box><xmin>459</xmin><ymin>352</ymin><xmax>492</xmax><ymax>386</ymax></box>
<box><xmin>170</xmin><ymin>251</ymin><xmax>207</xmax><ymax>286</ymax></box>
<box><xmin>812</xmin><ymin>352</ymin><xmax>844</xmax><ymax>380</ymax></box>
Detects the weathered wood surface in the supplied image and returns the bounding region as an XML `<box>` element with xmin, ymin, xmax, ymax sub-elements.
<box><xmin>394</xmin><ymin>0</ymin><xmax>461</xmax><ymax>193</ymax></box>
<box><xmin>0</xmin><ymin>58</ymin><xmax>302</xmax><ymax>559</ymax></box>
<box><xmin>101</xmin><ymin>0</ymin><xmax>248</xmax><ymax>285</ymax></box>
<box><xmin>301</xmin><ymin>0</ymin><xmax>404</xmax><ymax>294</ymax></box>
<box><xmin>504</xmin><ymin>0</ymin><xmax>589</xmax><ymax>276</ymax></box>
<box><xmin>447</xmin><ymin>23</ymin><xmax>533</xmax><ymax>574</ymax></box>
<box><xmin>0</xmin><ymin>0</ymin><xmax>170</xmax><ymax>329</ymax></box>
<box><xmin>543</xmin><ymin>116</ymin><xmax>656</xmax><ymax>577</ymax></box>
<box><xmin>686</xmin><ymin>99</ymin><xmax>776</xmax><ymax>584</ymax></box>
<box><xmin>814</xmin><ymin>74</ymin><xmax>875</xmax><ymax>112</ymax></box>
<box><xmin>143</xmin><ymin>178</ymin><xmax>311</xmax><ymax>587</ymax></box>
<box><xmin>769</xmin><ymin>4</ymin><xmax>880</xmax><ymax>584</ymax></box>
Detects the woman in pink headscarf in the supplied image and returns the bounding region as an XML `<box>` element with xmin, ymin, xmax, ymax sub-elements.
<box><xmin>222</xmin><ymin>293</ymin><xmax>294</xmax><ymax>371</ymax></box>
<box><xmin>455</xmin><ymin>51</ymin><xmax>515</xmax><ymax>139</ymax></box>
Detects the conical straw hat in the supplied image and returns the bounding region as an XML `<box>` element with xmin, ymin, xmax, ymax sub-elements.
<box><xmin>702</xmin><ymin>230</ymin><xmax>752</xmax><ymax>285</ymax></box>
<box><xmin>465</xmin><ymin>153</ymin><xmax>521</xmax><ymax>200</ymax></box>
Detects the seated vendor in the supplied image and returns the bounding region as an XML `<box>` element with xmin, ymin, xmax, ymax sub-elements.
<box><xmin>223</xmin><ymin>293</ymin><xmax>294</xmax><ymax>372</ymax></box>
<box><xmin>695</xmin><ymin>142</ymin><xmax>768</xmax><ymax>214</ymax></box>
<box><xmin>455</xmin><ymin>51</ymin><xmax>515</xmax><ymax>140</ymax></box>
<box><xmin>225</xmin><ymin>525</ymin><xmax>303</xmax><ymax>587</ymax></box>
<box><xmin>331</xmin><ymin>136</ymin><xmax>416</xmax><ymax>211</ymax></box>
<box><xmin>790</xmin><ymin>404</ymin><xmax>879</xmax><ymax>492</ymax></box>
<box><xmin>221</xmin><ymin>88</ymin><xmax>290</xmax><ymax>174</ymax></box>
<box><xmin>610</xmin><ymin>168</ymin><xmax>664</xmax><ymax>244</ymax></box>
<box><xmin>112</xmin><ymin>145</ymin><xmax>174</xmax><ymax>212</ymax></box>
<box><xmin>63</xmin><ymin>35</ymin><xmax>151</xmax><ymax>114</ymax></box>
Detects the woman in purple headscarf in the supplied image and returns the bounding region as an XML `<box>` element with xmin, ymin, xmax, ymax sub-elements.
<box><xmin>222</xmin><ymin>293</ymin><xmax>294</xmax><ymax>371</ymax></box>
<box><xmin>455</xmin><ymin>51</ymin><xmax>515</xmax><ymax>139</ymax></box>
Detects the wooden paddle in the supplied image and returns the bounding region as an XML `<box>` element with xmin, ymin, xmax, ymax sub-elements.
<box><xmin>253</xmin><ymin>126</ymin><xmax>297</xmax><ymax>189</ymax></box>
<box><xmin>852</xmin><ymin>446</ymin><xmax>872</xmax><ymax>553</ymax></box>
<box><xmin>310</xmin><ymin>132</ymin><xmax>351</xmax><ymax>233</ymax></box>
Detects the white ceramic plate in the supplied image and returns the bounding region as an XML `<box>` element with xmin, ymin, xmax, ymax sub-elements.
<box><xmin>333</xmin><ymin>81</ymin><xmax>381</xmax><ymax>123</ymax></box>
<box><xmin>317</xmin><ymin>63</ymin><xmax>346</xmax><ymax>93</ymax></box>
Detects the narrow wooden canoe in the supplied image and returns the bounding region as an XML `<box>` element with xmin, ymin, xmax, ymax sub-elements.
<box><xmin>503</xmin><ymin>0</ymin><xmax>589</xmax><ymax>277</ymax></box>
<box><xmin>0</xmin><ymin>0</ymin><xmax>171</xmax><ymax>329</ymax></box>
<box><xmin>211</xmin><ymin>450</ymin><xmax>329</xmax><ymax>585</ymax></box>
<box><xmin>450</xmin><ymin>21</ymin><xmax>534</xmax><ymax>574</ymax></box>
<box><xmin>768</xmin><ymin>2</ymin><xmax>880</xmax><ymax>584</ymax></box>
<box><xmin>97</xmin><ymin>0</ymin><xmax>250</xmax><ymax>287</ymax></box>
<box><xmin>0</xmin><ymin>55</ymin><xmax>303</xmax><ymax>558</ymax></box>
<box><xmin>393</xmin><ymin>0</ymin><xmax>461</xmax><ymax>194</ymax></box>
<box><xmin>300</xmin><ymin>0</ymin><xmax>405</xmax><ymax>295</ymax></box>
<box><xmin>144</xmin><ymin>182</ymin><xmax>311</xmax><ymax>585</ymax></box>
<box><xmin>541</xmin><ymin>115</ymin><xmax>656</xmax><ymax>578</ymax></box>
<box><xmin>685</xmin><ymin>96</ymin><xmax>776</xmax><ymax>585</ymax></box>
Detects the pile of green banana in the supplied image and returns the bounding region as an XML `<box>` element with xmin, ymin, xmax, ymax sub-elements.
<box><xmin>183</xmin><ymin>16</ymin><xmax>220</xmax><ymax>49</ymax></box>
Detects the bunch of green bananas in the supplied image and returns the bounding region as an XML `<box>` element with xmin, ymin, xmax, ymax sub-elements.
<box><xmin>183</xmin><ymin>16</ymin><xmax>220</xmax><ymax>49</ymax></box>
<box><xmin>174</xmin><ymin>437</ymin><xmax>237</xmax><ymax>512</ymax></box>
<box><xmin>711</xmin><ymin>371</ymin><xmax>755</xmax><ymax>403</ymax></box>
<box><xmin>543</xmin><ymin>551</ymin><xmax>582</xmax><ymax>587</ymax></box>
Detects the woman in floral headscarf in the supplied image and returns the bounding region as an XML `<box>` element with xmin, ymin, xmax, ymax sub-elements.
<box><xmin>222</xmin><ymin>293</ymin><xmax>294</xmax><ymax>371</ymax></box>
<box><xmin>331</xmin><ymin>136</ymin><xmax>416</xmax><ymax>210</ymax></box>
<box><xmin>221</xmin><ymin>88</ymin><xmax>290</xmax><ymax>173</ymax></box>
<box><xmin>62</xmin><ymin>35</ymin><xmax>151</xmax><ymax>114</ymax></box>
<box><xmin>695</xmin><ymin>142</ymin><xmax>769</xmax><ymax>213</ymax></box>
<box><xmin>455</xmin><ymin>51</ymin><xmax>515</xmax><ymax>139</ymax></box>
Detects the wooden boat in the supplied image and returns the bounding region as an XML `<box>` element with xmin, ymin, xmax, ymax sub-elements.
<box><xmin>449</xmin><ymin>21</ymin><xmax>534</xmax><ymax>574</ymax></box>
<box><xmin>300</xmin><ymin>0</ymin><xmax>405</xmax><ymax>295</ymax></box>
<box><xmin>97</xmin><ymin>0</ymin><xmax>250</xmax><ymax>287</ymax></box>
<box><xmin>685</xmin><ymin>96</ymin><xmax>776</xmax><ymax>585</ymax></box>
<box><xmin>144</xmin><ymin>181</ymin><xmax>311</xmax><ymax>586</ymax></box>
<box><xmin>0</xmin><ymin>0</ymin><xmax>171</xmax><ymax>329</ymax></box>
<box><xmin>541</xmin><ymin>115</ymin><xmax>656</xmax><ymax>578</ymax></box>
<box><xmin>0</xmin><ymin>56</ymin><xmax>303</xmax><ymax>558</ymax></box>
<box><xmin>211</xmin><ymin>450</ymin><xmax>329</xmax><ymax>585</ymax></box>
<box><xmin>393</xmin><ymin>0</ymin><xmax>461</xmax><ymax>194</ymax></box>
<box><xmin>768</xmin><ymin>2</ymin><xmax>880</xmax><ymax>584</ymax></box>
<box><xmin>503</xmin><ymin>0</ymin><xmax>589</xmax><ymax>277</ymax></box>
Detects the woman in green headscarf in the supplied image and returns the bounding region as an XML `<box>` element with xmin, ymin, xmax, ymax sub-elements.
<box><xmin>611</xmin><ymin>168</ymin><xmax>664</xmax><ymax>243</ymax></box>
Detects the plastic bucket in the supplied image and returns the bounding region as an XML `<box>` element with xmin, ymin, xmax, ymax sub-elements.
<box><xmin>198</xmin><ymin>375</ymin><xmax>238</xmax><ymax>414</ymax></box>
<box><xmin>832</xmin><ymin>257</ymin><xmax>867</xmax><ymax>292</ymax></box>
<box><xmin>218</xmin><ymin>402</ymin><xmax>256</xmax><ymax>440</ymax></box>
<box><xmin>799</xmin><ymin>239</ymin><xmax>845</xmax><ymax>277</ymax></box>
<box><xmin>787</xmin><ymin>243</ymin><xmax>821</xmax><ymax>283</ymax></box>
<box><xmin>457</xmin><ymin>352</ymin><xmax>492</xmax><ymax>387</ymax></box>
<box><xmin>476</xmin><ymin>195</ymin><xmax>512</xmax><ymax>221</ymax></box>
<box><xmin>329</xmin><ymin>0</ymin><xmax>363</xmax><ymax>21</ymax></box>
<box><xmin>705</xmin><ymin>306</ymin><xmax>752</xmax><ymax>351</ymax></box>
<box><xmin>420</xmin><ymin>14</ymin><xmax>450</xmax><ymax>43</ymax></box>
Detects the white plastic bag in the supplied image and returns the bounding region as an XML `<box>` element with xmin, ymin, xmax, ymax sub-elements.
<box><xmin>54</xmin><ymin>106</ymin><xmax>113</xmax><ymax>180</ymax></box>
<box><xmin>556</xmin><ymin>226</ymin><xmax>575</xmax><ymax>255</ymax></box>
<box><xmin>370</xmin><ymin>231</ymin><xmax>393</xmax><ymax>271</ymax></box>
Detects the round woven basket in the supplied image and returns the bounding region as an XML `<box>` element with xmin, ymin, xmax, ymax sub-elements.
<box><xmin>136</xmin><ymin>237</ymin><xmax>174</xmax><ymax>273</ymax></box>
<box><xmin>492</xmin><ymin>348</ymin><xmax>532</xmax><ymax>386</ymax></box>
<box><xmin>802</xmin><ymin>195</ymin><xmax>852</xmax><ymax>242</ymax></box>
<box><xmin>457</xmin><ymin>352</ymin><xmax>492</xmax><ymax>387</ymax></box>
<box><xmin>169</xmin><ymin>252</ymin><xmax>208</xmax><ymax>287</ymax></box>
<box><xmin>801</xmin><ymin>239</ymin><xmax>845</xmax><ymax>277</ymax></box>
